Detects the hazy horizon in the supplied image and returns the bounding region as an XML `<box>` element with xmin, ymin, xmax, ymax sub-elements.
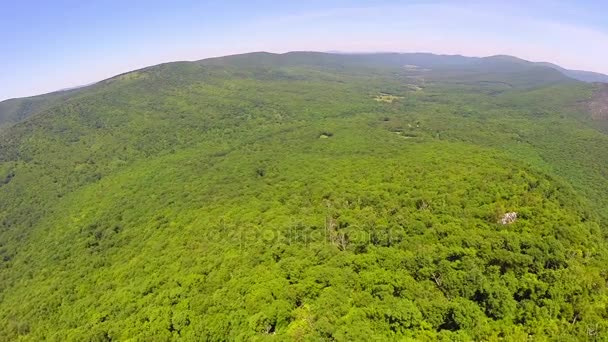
<box><xmin>2</xmin><ymin>0</ymin><xmax>607</xmax><ymax>101</ymax></box>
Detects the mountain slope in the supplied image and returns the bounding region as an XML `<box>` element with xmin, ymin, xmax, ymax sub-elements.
<box><xmin>563</xmin><ymin>69</ymin><xmax>608</xmax><ymax>83</ymax></box>
<box><xmin>1</xmin><ymin>52</ymin><xmax>608</xmax><ymax>340</ymax></box>
<box><xmin>536</xmin><ymin>61</ymin><xmax>608</xmax><ymax>83</ymax></box>
<box><xmin>0</xmin><ymin>87</ymin><xmax>89</xmax><ymax>129</ymax></box>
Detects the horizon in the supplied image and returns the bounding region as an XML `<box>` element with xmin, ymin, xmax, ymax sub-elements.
<box><xmin>2</xmin><ymin>0</ymin><xmax>607</xmax><ymax>101</ymax></box>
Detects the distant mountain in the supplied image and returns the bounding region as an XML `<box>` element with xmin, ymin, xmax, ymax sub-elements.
<box><xmin>200</xmin><ymin>52</ymin><xmax>580</xmax><ymax>94</ymax></box>
<box><xmin>535</xmin><ymin>61</ymin><xmax>608</xmax><ymax>83</ymax></box>
<box><xmin>1</xmin><ymin>51</ymin><xmax>606</xmax><ymax>129</ymax></box>
<box><xmin>325</xmin><ymin>51</ymin><xmax>608</xmax><ymax>84</ymax></box>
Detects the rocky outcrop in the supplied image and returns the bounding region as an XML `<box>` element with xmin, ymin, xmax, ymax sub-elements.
<box><xmin>500</xmin><ymin>212</ymin><xmax>517</xmax><ymax>225</ymax></box>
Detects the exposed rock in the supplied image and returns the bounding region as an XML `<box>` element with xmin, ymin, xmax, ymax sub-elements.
<box><xmin>500</xmin><ymin>212</ymin><xmax>517</xmax><ymax>225</ymax></box>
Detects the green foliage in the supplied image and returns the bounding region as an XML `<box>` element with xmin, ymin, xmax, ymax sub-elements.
<box><xmin>1</xmin><ymin>52</ymin><xmax>608</xmax><ymax>340</ymax></box>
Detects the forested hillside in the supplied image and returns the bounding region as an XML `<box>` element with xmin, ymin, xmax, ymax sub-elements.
<box><xmin>0</xmin><ymin>87</ymin><xmax>87</xmax><ymax>129</ymax></box>
<box><xmin>1</xmin><ymin>52</ymin><xmax>608</xmax><ymax>340</ymax></box>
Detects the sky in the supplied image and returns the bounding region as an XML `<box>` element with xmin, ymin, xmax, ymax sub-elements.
<box><xmin>1</xmin><ymin>0</ymin><xmax>607</xmax><ymax>101</ymax></box>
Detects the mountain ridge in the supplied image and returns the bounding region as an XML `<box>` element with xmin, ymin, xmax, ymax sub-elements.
<box><xmin>3</xmin><ymin>51</ymin><xmax>603</xmax><ymax>129</ymax></box>
<box><xmin>3</xmin><ymin>51</ymin><xmax>606</xmax><ymax>105</ymax></box>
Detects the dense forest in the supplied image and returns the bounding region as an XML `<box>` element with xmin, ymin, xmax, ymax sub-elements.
<box><xmin>1</xmin><ymin>52</ymin><xmax>608</xmax><ymax>340</ymax></box>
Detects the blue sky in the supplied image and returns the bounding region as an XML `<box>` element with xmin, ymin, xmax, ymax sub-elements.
<box><xmin>1</xmin><ymin>0</ymin><xmax>607</xmax><ymax>101</ymax></box>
